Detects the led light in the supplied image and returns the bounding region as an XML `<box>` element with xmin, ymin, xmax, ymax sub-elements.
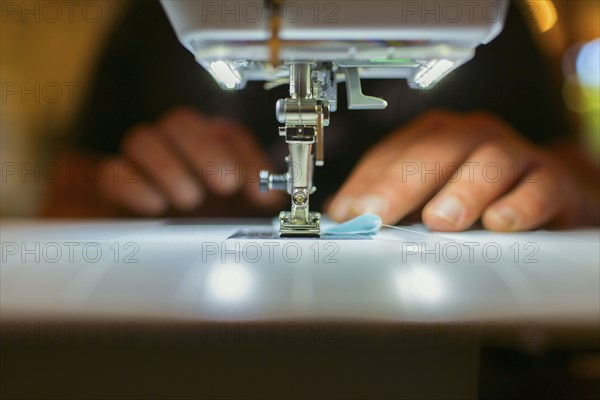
<box><xmin>208</xmin><ymin>61</ymin><xmax>242</xmax><ymax>89</ymax></box>
<box><xmin>414</xmin><ymin>59</ymin><xmax>455</xmax><ymax>89</ymax></box>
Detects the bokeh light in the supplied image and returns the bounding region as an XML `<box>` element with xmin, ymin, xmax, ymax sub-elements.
<box><xmin>576</xmin><ymin>39</ymin><xmax>600</xmax><ymax>88</ymax></box>
<box><xmin>527</xmin><ymin>0</ymin><xmax>558</xmax><ymax>33</ymax></box>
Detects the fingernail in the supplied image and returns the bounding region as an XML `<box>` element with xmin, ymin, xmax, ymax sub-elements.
<box><xmin>352</xmin><ymin>196</ymin><xmax>388</xmax><ymax>217</ymax></box>
<box><xmin>143</xmin><ymin>191</ymin><xmax>167</xmax><ymax>214</ymax></box>
<box><xmin>177</xmin><ymin>180</ymin><xmax>203</xmax><ymax>209</ymax></box>
<box><xmin>207</xmin><ymin>161</ymin><xmax>241</xmax><ymax>194</ymax></box>
<box><xmin>489</xmin><ymin>206</ymin><xmax>518</xmax><ymax>228</ymax></box>
<box><xmin>432</xmin><ymin>196</ymin><xmax>464</xmax><ymax>225</ymax></box>
<box><xmin>330</xmin><ymin>197</ymin><xmax>353</xmax><ymax>221</ymax></box>
<box><xmin>222</xmin><ymin>162</ymin><xmax>242</xmax><ymax>190</ymax></box>
<box><xmin>221</xmin><ymin>178</ymin><xmax>240</xmax><ymax>192</ymax></box>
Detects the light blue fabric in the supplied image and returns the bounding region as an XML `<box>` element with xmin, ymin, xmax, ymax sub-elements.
<box><xmin>322</xmin><ymin>213</ymin><xmax>382</xmax><ymax>236</ymax></box>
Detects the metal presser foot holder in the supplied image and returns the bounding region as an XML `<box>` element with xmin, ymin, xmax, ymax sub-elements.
<box><xmin>259</xmin><ymin>62</ymin><xmax>330</xmax><ymax>237</ymax></box>
<box><xmin>258</xmin><ymin>62</ymin><xmax>389</xmax><ymax>237</ymax></box>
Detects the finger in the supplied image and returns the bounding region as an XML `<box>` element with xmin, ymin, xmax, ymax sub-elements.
<box><xmin>322</xmin><ymin>195</ymin><xmax>334</xmax><ymax>212</ymax></box>
<box><xmin>328</xmin><ymin>110</ymin><xmax>460</xmax><ymax>221</ymax></box>
<box><xmin>482</xmin><ymin>159</ymin><xmax>565</xmax><ymax>231</ymax></box>
<box><xmin>99</xmin><ymin>157</ymin><xmax>167</xmax><ymax>216</ymax></box>
<box><xmin>122</xmin><ymin>123</ymin><xmax>204</xmax><ymax>210</ymax></box>
<box><xmin>158</xmin><ymin>109</ymin><xmax>240</xmax><ymax>196</ymax></box>
<box><xmin>211</xmin><ymin>118</ymin><xmax>285</xmax><ymax>208</ymax></box>
<box><xmin>423</xmin><ymin>139</ymin><xmax>525</xmax><ymax>231</ymax></box>
<box><xmin>343</xmin><ymin>116</ymin><xmax>501</xmax><ymax>224</ymax></box>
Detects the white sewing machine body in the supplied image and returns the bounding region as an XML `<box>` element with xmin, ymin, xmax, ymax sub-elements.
<box><xmin>160</xmin><ymin>0</ymin><xmax>508</xmax><ymax>88</ymax></box>
<box><xmin>2</xmin><ymin>220</ymin><xmax>598</xmax><ymax>398</ymax></box>
<box><xmin>160</xmin><ymin>0</ymin><xmax>509</xmax><ymax>236</ymax></box>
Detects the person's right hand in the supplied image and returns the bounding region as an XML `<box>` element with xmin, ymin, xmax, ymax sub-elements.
<box><xmin>98</xmin><ymin>107</ymin><xmax>283</xmax><ymax>216</ymax></box>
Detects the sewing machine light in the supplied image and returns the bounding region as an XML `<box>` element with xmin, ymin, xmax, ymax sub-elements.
<box><xmin>208</xmin><ymin>61</ymin><xmax>242</xmax><ymax>89</ymax></box>
<box><xmin>413</xmin><ymin>59</ymin><xmax>456</xmax><ymax>89</ymax></box>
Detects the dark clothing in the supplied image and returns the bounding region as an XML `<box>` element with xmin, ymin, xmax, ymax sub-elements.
<box><xmin>75</xmin><ymin>0</ymin><xmax>569</xmax><ymax>209</ymax></box>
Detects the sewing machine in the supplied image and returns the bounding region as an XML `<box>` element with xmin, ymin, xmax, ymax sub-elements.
<box><xmin>160</xmin><ymin>0</ymin><xmax>509</xmax><ymax>236</ymax></box>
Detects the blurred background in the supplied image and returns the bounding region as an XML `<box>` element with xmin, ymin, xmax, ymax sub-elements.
<box><xmin>1</xmin><ymin>0</ymin><xmax>599</xmax><ymax>217</ymax></box>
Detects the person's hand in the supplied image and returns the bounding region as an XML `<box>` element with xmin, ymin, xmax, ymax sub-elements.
<box><xmin>327</xmin><ymin>110</ymin><xmax>592</xmax><ymax>231</ymax></box>
<box><xmin>97</xmin><ymin>107</ymin><xmax>283</xmax><ymax>216</ymax></box>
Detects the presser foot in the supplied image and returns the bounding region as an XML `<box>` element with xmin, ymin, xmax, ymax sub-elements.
<box><xmin>278</xmin><ymin>211</ymin><xmax>321</xmax><ymax>237</ymax></box>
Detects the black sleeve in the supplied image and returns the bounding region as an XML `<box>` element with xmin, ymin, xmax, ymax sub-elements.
<box><xmin>72</xmin><ymin>0</ymin><xmax>217</xmax><ymax>154</ymax></box>
<box><xmin>428</xmin><ymin>0</ymin><xmax>570</xmax><ymax>144</ymax></box>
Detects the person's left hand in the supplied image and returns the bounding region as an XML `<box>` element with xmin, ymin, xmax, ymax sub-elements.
<box><xmin>327</xmin><ymin>110</ymin><xmax>584</xmax><ymax>231</ymax></box>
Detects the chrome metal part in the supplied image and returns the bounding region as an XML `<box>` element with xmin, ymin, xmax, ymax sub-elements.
<box><xmin>259</xmin><ymin>62</ymin><xmax>334</xmax><ymax>236</ymax></box>
<box><xmin>344</xmin><ymin>67</ymin><xmax>388</xmax><ymax>110</ymax></box>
